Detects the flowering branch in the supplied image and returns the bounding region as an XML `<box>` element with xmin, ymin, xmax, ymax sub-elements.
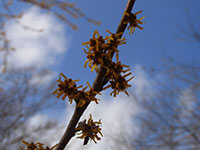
<box><xmin>20</xmin><ymin>0</ymin><xmax>145</xmax><ymax>149</ymax></box>
<box><xmin>54</xmin><ymin>0</ymin><xmax>137</xmax><ymax>150</ymax></box>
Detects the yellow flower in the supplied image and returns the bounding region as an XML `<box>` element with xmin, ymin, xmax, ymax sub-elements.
<box><xmin>75</xmin><ymin>114</ymin><xmax>103</xmax><ymax>145</ymax></box>
<box><xmin>76</xmin><ymin>81</ymin><xmax>101</xmax><ymax>108</ymax></box>
<box><xmin>20</xmin><ymin>140</ymin><xmax>58</xmax><ymax>150</ymax></box>
<box><xmin>52</xmin><ymin>73</ymin><xmax>82</xmax><ymax>103</ymax></box>
<box><xmin>53</xmin><ymin>74</ymin><xmax>100</xmax><ymax>107</ymax></box>
<box><xmin>82</xmin><ymin>30</ymin><xmax>106</xmax><ymax>72</ymax></box>
<box><xmin>102</xmin><ymin>61</ymin><xmax>134</xmax><ymax>97</ymax></box>
<box><xmin>104</xmin><ymin>61</ymin><xmax>131</xmax><ymax>79</ymax></box>
<box><xmin>105</xmin><ymin>30</ymin><xmax>126</xmax><ymax>62</ymax></box>
<box><xmin>82</xmin><ymin>30</ymin><xmax>126</xmax><ymax>72</ymax></box>
<box><xmin>104</xmin><ymin>74</ymin><xmax>133</xmax><ymax>97</ymax></box>
<box><xmin>124</xmin><ymin>10</ymin><xmax>145</xmax><ymax>35</ymax></box>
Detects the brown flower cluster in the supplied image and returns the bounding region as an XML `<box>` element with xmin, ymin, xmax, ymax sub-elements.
<box><xmin>83</xmin><ymin>30</ymin><xmax>133</xmax><ymax>97</ymax></box>
<box><xmin>75</xmin><ymin>114</ymin><xmax>103</xmax><ymax>145</ymax></box>
<box><xmin>20</xmin><ymin>140</ymin><xmax>57</xmax><ymax>150</ymax></box>
<box><xmin>82</xmin><ymin>30</ymin><xmax>126</xmax><ymax>72</ymax></box>
<box><xmin>52</xmin><ymin>73</ymin><xmax>100</xmax><ymax>107</ymax></box>
<box><xmin>124</xmin><ymin>10</ymin><xmax>145</xmax><ymax>35</ymax></box>
<box><xmin>103</xmin><ymin>61</ymin><xmax>134</xmax><ymax>97</ymax></box>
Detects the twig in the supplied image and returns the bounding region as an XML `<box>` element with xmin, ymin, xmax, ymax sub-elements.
<box><xmin>55</xmin><ymin>0</ymin><xmax>136</xmax><ymax>149</ymax></box>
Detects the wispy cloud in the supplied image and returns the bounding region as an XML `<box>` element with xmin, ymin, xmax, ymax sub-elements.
<box><xmin>5</xmin><ymin>6</ymin><xmax>69</xmax><ymax>69</ymax></box>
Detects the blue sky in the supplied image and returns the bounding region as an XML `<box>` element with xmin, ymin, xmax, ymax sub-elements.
<box><xmin>51</xmin><ymin>0</ymin><xmax>200</xmax><ymax>85</ymax></box>
<box><xmin>3</xmin><ymin>0</ymin><xmax>200</xmax><ymax>148</ymax></box>
<box><xmin>5</xmin><ymin>0</ymin><xmax>200</xmax><ymax>85</ymax></box>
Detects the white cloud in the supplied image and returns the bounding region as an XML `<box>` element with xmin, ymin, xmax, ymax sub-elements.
<box><xmin>132</xmin><ymin>65</ymin><xmax>157</xmax><ymax>100</ymax></box>
<box><xmin>86</xmin><ymin>96</ymin><xmax>139</xmax><ymax>150</ymax></box>
<box><xmin>26</xmin><ymin>114</ymin><xmax>51</xmax><ymax>130</ymax></box>
<box><xmin>24</xmin><ymin>114</ymin><xmax>65</xmax><ymax>146</ymax></box>
<box><xmin>53</xmin><ymin>90</ymin><xmax>142</xmax><ymax>150</ymax></box>
<box><xmin>24</xmin><ymin>89</ymin><xmax>142</xmax><ymax>149</ymax></box>
<box><xmin>5</xmin><ymin>6</ymin><xmax>69</xmax><ymax>69</ymax></box>
<box><xmin>25</xmin><ymin>65</ymin><xmax>154</xmax><ymax>149</ymax></box>
<box><xmin>22</xmin><ymin>64</ymin><xmax>199</xmax><ymax>149</ymax></box>
<box><xmin>29</xmin><ymin>69</ymin><xmax>56</xmax><ymax>86</ymax></box>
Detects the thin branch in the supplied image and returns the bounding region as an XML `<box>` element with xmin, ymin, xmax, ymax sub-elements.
<box><xmin>55</xmin><ymin>0</ymin><xmax>136</xmax><ymax>149</ymax></box>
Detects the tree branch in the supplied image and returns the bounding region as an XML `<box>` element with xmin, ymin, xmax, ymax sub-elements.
<box><xmin>55</xmin><ymin>0</ymin><xmax>136</xmax><ymax>149</ymax></box>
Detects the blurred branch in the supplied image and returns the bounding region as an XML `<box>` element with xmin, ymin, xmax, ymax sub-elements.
<box><xmin>0</xmin><ymin>0</ymin><xmax>101</xmax><ymax>72</ymax></box>
<box><xmin>0</xmin><ymin>68</ymin><xmax>59</xmax><ymax>149</ymax></box>
<box><xmin>177</xmin><ymin>12</ymin><xmax>200</xmax><ymax>43</ymax></box>
<box><xmin>132</xmin><ymin>60</ymin><xmax>200</xmax><ymax>150</ymax></box>
<box><xmin>19</xmin><ymin>0</ymin><xmax>101</xmax><ymax>30</ymax></box>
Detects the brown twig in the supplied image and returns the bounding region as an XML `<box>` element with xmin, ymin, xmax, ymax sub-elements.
<box><xmin>55</xmin><ymin>0</ymin><xmax>136</xmax><ymax>149</ymax></box>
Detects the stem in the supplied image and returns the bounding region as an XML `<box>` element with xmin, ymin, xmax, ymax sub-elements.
<box><xmin>55</xmin><ymin>0</ymin><xmax>136</xmax><ymax>149</ymax></box>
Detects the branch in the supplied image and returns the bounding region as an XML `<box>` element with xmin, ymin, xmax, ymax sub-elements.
<box><xmin>55</xmin><ymin>0</ymin><xmax>136</xmax><ymax>149</ymax></box>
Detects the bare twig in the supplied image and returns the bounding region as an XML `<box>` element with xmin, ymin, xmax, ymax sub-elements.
<box><xmin>55</xmin><ymin>0</ymin><xmax>136</xmax><ymax>150</ymax></box>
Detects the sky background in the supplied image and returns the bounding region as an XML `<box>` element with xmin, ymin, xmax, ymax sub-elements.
<box><xmin>2</xmin><ymin>0</ymin><xmax>200</xmax><ymax>149</ymax></box>
<box><xmin>55</xmin><ymin>0</ymin><xmax>200</xmax><ymax>86</ymax></box>
<box><xmin>5</xmin><ymin>0</ymin><xmax>200</xmax><ymax>83</ymax></box>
